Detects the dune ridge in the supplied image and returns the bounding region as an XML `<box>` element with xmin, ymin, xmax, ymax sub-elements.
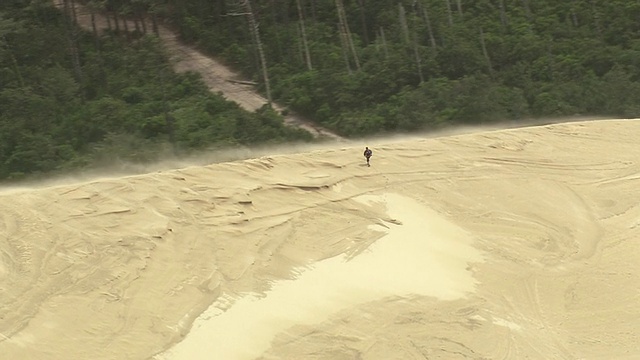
<box><xmin>1</xmin><ymin>119</ymin><xmax>639</xmax><ymax>359</ymax></box>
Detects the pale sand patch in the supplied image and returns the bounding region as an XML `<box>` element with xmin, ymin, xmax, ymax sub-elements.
<box><xmin>157</xmin><ymin>193</ymin><xmax>483</xmax><ymax>360</ymax></box>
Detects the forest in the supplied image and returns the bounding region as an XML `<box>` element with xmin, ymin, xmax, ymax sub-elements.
<box><xmin>1</xmin><ymin>0</ymin><xmax>640</xmax><ymax>180</ymax></box>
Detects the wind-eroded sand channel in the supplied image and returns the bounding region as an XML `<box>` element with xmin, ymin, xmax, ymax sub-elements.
<box><xmin>1</xmin><ymin>119</ymin><xmax>639</xmax><ymax>359</ymax></box>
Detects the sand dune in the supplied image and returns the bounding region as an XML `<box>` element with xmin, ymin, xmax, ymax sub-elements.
<box><xmin>1</xmin><ymin>119</ymin><xmax>640</xmax><ymax>359</ymax></box>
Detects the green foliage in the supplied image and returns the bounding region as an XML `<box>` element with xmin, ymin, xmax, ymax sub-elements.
<box><xmin>157</xmin><ymin>0</ymin><xmax>640</xmax><ymax>136</ymax></box>
<box><xmin>0</xmin><ymin>1</ymin><xmax>312</xmax><ymax>181</ymax></box>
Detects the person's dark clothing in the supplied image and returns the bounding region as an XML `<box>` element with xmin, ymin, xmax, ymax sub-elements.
<box><xmin>364</xmin><ymin>147</ymin><xmax>372</xmax><ymax>166</ymax></box>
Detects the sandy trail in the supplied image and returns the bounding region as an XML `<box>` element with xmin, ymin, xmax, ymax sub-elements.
<box><xmin>1</xmin><ymin>119</ymin><xmax>639</xmax><ymax>359</ymax></box>
<box><xmin>53</xmin><ymin>0</ymin><xmax>343</xmax><ymax>140</ymax></box>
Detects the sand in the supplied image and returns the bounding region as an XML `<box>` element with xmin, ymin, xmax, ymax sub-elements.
<box><xmin>1</xmin><ymin>119</ymin><xmax>640</xmax><ymax>359</ymax></box>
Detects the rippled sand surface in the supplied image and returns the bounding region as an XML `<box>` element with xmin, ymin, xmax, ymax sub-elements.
<box><xmin>1</xmin><ymin>120</ymin><xmax>639</xmax><ymax>359</ymax></box>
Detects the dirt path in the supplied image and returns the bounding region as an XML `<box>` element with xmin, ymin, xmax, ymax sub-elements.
<box><xmin>54</xmin><ymin>1</ymin><xmax>344</xmax><ymax>141</ymax></box>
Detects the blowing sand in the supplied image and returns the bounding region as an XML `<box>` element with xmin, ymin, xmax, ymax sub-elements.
<box><xmin>1</xmin><ymin>119</ymin><xmax>640</xmax><ymax>359</ymax></box>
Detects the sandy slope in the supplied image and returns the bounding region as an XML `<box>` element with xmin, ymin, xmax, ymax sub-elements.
<box><xmin>1</xmin><ymin>119</ymin><xmax>640</xmax><ymax>359</ymax></box>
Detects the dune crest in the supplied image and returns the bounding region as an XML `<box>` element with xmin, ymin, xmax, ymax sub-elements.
<box><xmin>1</xmin><ymin>119</ymin><xmax>639</xmax><ymax>359</ymax></box>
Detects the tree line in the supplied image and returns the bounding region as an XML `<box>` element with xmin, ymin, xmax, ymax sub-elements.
<box><xmin>148</xmin><ymin>0</ymin><xmax>640</xmax><ymax>134</ymax></box>
<box><xmin>0</xmin><ymin>1</ymin><xmax>311</xmax><ymax>181</ymax></box>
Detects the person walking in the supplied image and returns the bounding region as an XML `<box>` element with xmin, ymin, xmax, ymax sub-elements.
<box><xmin>363</xmin><ymin>147</ymin><xmax>372</xmax><ymax>167</ymax></box>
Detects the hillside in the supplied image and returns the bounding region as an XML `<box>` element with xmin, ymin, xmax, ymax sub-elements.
<box><xmin>1</xmin><ymin>119</ymin><xmax>639</xmax><ymax>359</ymax></box>
<box><xmin>51</xmin><ymin>0</ymin><xmax>343</xmax><ymax>140</ymax></box>
<box><xmin>0</xmin><ymin>2</ymin><xmax>318</xmax><ymax>181</ymax></box>
<box><xmin>162</xmin><ymin>0</ymin><xmax>640</xmax><ymax>135</ymax></box>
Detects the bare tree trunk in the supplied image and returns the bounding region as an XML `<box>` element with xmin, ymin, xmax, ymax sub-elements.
<box><xmin>590</xmin><ymin>0</ymin><xmax>603</xmax><ymax>39</ymax></box>
<box><xmin>156</xmin><ymin>61</ymin><xmax>174</xmax><ymax>146</ymax></box>
<box><xmin>88</xmin><ymin>7</ymin><xmax>100</xmax><ymax>49</ymax></box>
<box><xmin>140</xmin><ymin>13</ymin><xmax>147</xmax><ymax>35</ymax></box>
<box><xmin>570</xmin><ymin>1</ymin><xmax>579</xmax><ymax>27</ymax></box>
<box><xmin>134</xmin><ymin>16</ymin><xmax>141</xmax><ymax>34</ymax></box>
<box><xmin>455</xmin><ymin>0</ymin><xmax>463</xmax><ymax>19</ymax></box>
<box><xmin>413</xmin><ymin>43</ymin><xmax>424</xmax><ymax>84</ymax></box>
<box><xmin>105</xmin><ymin>11</ymin><xmax>112</xmax><ymax>32</ymax></box>
<box><xmin>398</xmin><ymin>3</ymin><xmax>410</xmax><ymax>43</ymax></box>
<box><xmin>479</xmin><ymin>27</ymin><xmax>494</xmax><ymax>78</ymax></box>
<box><xmin>356</xmin><ymin>0</ymin><xmax>369</xmax><ymax>45</ymax></box>
<box><xmin>1</xmin><ymin>34</ymin><xmax>25</xmax><ymax>87</ymax></box>
<box><xmin>444</xmin><ymin>0</ymin><xmax>453</xmax><ymax>26</ymax></box>
<box><xmin>62</xmin><ymin>0</ymin><xmax>79</xmax><ymax>69</ymax></box>
<box><xmin>151</xmin><ymin>13</ymin><xmax>159</xmax><ymax>36</ymax></box>
<box><xmin>400</xmin><ymin>4</ymin><xmax>423</xmax><ymax>83</ymax></box>
<box><xmin>309</xmin><ymin>0</ymin><xmax>317</xmax><ymax>22</ymax></box>
<box><xmin>62</xmin><ymin>0</ymin><xmax>84</xmax><ymax>98</ymax></box>
<box><xmin>70</xmin><ymin>0</ymin><xmax>79</xmax><ymax>25</ymax></box>
<box><xmin>113</xmin><ymin>11</ymin><xmax>121</xmax><ymax>33</ymax></box>
<box><xmin>379</xmin><ymin>27</ymin><xmax>388</xmax><ymax>59</ymax></box>
<box><xmin>90</xmin><ymin>12</ymin><xmax>98</xmax><ymax>36</ymax></box>
<box><xmin>122</xmin><ymin>10</ymin><xmax>130</xmax><ymax>38</ymax></box>
<box><xmin>86</xmin><ymin>1</ymin><xmax>99</xmax><ymax>37</ymax></box>
<box><xmin>546</xmin><ymin>42</ymin><xmax>555</xmax><ymax>81</ymax></box>
<box><xmin>295</xmin><ymin>23</ymin><xmax>304</xmax><ymax>64</ymax></box>
<box><xmin>418</xmin><ymin>0</ymin><xmax>437</xmax><ymax>48</ymax></box>
<box><xmin>498</xmin><ymin>0</ymin><xmax>508</xmax><ymax>28</ymax></box>
<box><xmin>269</xmin><ymin>1</ymin><xmax>287</xmax><ymax>64</ymax></box>
<box><xmin>338</xmin><ymin>23</ymin><xmax>353</xmax><ymax>74</ymax></box>
<box><xmin>336</xmin><ymin>0</ymin><xmax>360</xmax><ymax>71</ymax></box>
<box><xmin>295</xmin><ymin>0</ymin><xmax>313</xmax><ymax>70</ymax></box>
<box><xmin>241</xmin><ymin>0</ymin><xmax>273</xmax><ymax>105</ymax></box>
<box><xmin>521</xmin><ymin>0</ymin><xmax>532</xmax><ymax>21</ymax></box>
